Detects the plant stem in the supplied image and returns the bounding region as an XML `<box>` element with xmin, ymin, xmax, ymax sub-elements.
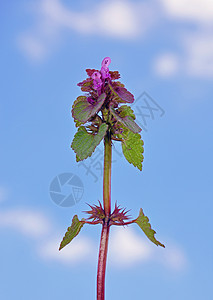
<box><xmin>97</xmin><ymin>222</ymin><xmax>110</xmax><ymax>300</ymax></box>
<box><xmin>97</xmin><ymin>132</ymin><xmax>112</xmax><ymax>300</ymax></box>
<box><xmin>103</xmin><ymin>132</ymin><xmax>112</xmax><ymax>217</ymax></box>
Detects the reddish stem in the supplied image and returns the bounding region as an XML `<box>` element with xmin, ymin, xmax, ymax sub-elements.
<box><xmin>97</xmin><ymin>221</ymin><xmax>110</xmax><ymax>300</ymax></box>
<box><xmin>97</xmin><ymin>132</ymin><xmax>112</xmax><ymax>300</ymax></box>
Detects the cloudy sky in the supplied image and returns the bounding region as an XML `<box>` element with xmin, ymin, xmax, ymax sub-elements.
<box><xmin>1</xmin><ymin>0</ymin><xmax>213</xmax><ymax>299</ymax></box>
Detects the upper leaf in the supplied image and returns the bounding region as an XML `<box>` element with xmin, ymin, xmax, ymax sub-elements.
<box><xmin>72</xmin><ymin>96</ymin><xmax>85</xmax><ymax>127</ymax></box>
<box><xmin>77</xmin><ymin>78</ymin><xmax>93</xmax><ymax>92</ymax></box>
<box><xmin>59</xmin><ymin>215</ymin><xmax>85</xmax><ymax>250</ymax></box>
<box><xmin>109</xmin><ymin>84</ymin><xmax>134</xmax><ymax>103</ymax></box>
<box><xmin>135</xmin><ymin>208</ymin><xmax>165</xmax><ymax>248</ymax></box>
<box><xmin>72</xmin><ymin>93</ymin><xmax>106</xmax><ymax>124</ymax></box>
<box><xmin>110</xmin><ymin>107</ymin><xmax>141</xmax><ymax>134</ymax></box>
<box><xmin>112</xmin><ymin>81</ymin><xmax>125</xmax><ymax>88</ymax></box>
<box><xmin>109</xmin><ymin>70</ymin><xmax>120</xmax><ymax>80</ymax></box>
<box><xmin>121</xmin><ymin>130</ymin><xmax>144</xmax><ymax>170</ymax></box>
<box><xmin>71</xmin><ymin>123</ymin><xmax>108</xmax><ymax>161</ymax></box>
<box><xmin>86</xmin><ymin>69</ymin><xmax>99</xmax><ymax>77</ymax></box>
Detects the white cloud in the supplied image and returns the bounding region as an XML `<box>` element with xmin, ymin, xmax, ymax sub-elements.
<box><xmin>183</xmin><ymin>32</ymin><xmax>213</xmax><ymax>77</ymax></box>
<box><xmin>0</xmin><ymin>209</ymin><xmax>51</xmax><ymax>238</ymax></box>
<box><xmin>159</xmin><ymin>0</ymin><xmax>213</xmax><ymax>24</ymax></box>
<box><xmin>95</xmin><ymin>1</ymin><xmax>141</xmax><ymax>39</ymax></box>
<box><xmin>154</xmin><ymin>0</ymin><xmax>213</xmax><ymax>78</ymax></box>
<box><xmin>160</xmin><ymin>244</ymin><xmax>187</xmax><ymax>271</ymax></box>
<box><xmin>109</xmin><ymin>227</ymin><xmax>153</xmax><ymax>267</ymax></box>
<box><xmin>154</xmin><ymin>31</ymin><xmax>213</xmax><ymax>79</ymax></box>
<box><xmin>153</xmin><ymin>53</ymin><xmax>180</xmax><ymax>77</ymax></box>
<box><xmin>108</xmin><ymin>227</ymin><xmax>187</xmax><ymax>271</ymax></box>
<box><xmin>39</xmin><ymin>236</ymin><xmax>96</xmax><ymax>264</ymax></box>
<box><xmin>38</xmin><ymin>0</ymin><xmax>93</xmax><ymax>33</ymax></box>
<box><xmin>18</xmin><ymin>35</ymin><xmax>48</xmax><ymax>62</ymax></box>
<box><xmin>18</xmin><ymin>0</ymin><xmax>155</xmax><ymax>61</ymax></box>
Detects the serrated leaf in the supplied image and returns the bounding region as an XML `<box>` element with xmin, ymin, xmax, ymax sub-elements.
<box><xmin>72</xmin><ymin>96</ymin><xmax>86</xmax><ymax>127</ymax></box>
<box><xmin>72</xmin><ymin>95</ymin><xmax>86</xmax><ymax>107</ymax></box>
<box><xmin>86</xmin><ymin>69</ymin><xmax>99</xmax><ymax>77</ymax></box>
<box><xmin>109</xmin><ymin>84</ymin><xmax>134</xmax><ymax>103</ymax></box>
<box><xmin>109</xmin><ymin>71</ymin><xmax>120</xmax><ymax>80</ymax></box>
<box><xmin>110</xmin><ymin>107</ymin><xmax>141</xmax><ymax>134</ymax></box>
<box><xmin>112</xmin><ymin>81</ymin><xmax>125</xmax><ymax>88</ymax></box>
<box><xmin>111</xmin><ymin>81</ymin><xmax>125</xmax><ymax>90</ymax></box>
<box><xmin>74</xmin><ymin>119</ymin><xmax>83</xmax><ymax>127</ymax></box>
<box><xmin>59</xmin><ymin>215</ymin><xmax>85</xmax><ymax>250</ymax></box>
<box><xmin>72</xmin><ymin>93</ymin><xmax>106</xmax><ymax>123</ymax></box>
<box><xmin>122</xmin><ymin>130</ymin><xmax>144</xmax><ymax>170</ymax></box>
<box><xmin>135</xmin><ymin>208</ymin><xmax>165</xmax><ymax>248</ymax></box>
<box><xmin>118</xmin><ymin>105</ymin><xmax>136</xmax><ymax>120</ymax></box>
<box><xmin>77</xmin><ymin>78</ymin><xmax>93</xmax><ymax>92</ymax></box>
<box><xmin>77</xmin><ymin>78</ymin><xmax>93</xmax><ymax>87</ymax></box>
<box><xmin>71</xmin><ymin>123</ymin><xmax>108</xmax><ymax>161</ymax></box>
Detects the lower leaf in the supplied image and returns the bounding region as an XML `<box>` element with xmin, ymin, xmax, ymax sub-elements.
<box><xmin>135</xmin><ymin>208</ymin><xmax>165</xmax><ymax>248</ymax></box>
<box><xmin>59</xmin><ymin>215</ymin><xmax>85</xmax><ymax>250</ymax></box>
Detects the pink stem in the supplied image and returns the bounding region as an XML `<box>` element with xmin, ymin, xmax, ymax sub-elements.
<box><xmin>97</xmin><ymin>221</ymin><xmax>110</xmax><ymax>300</ymax></box>
<box><xmin>97</xmin><ymin>133</ymin><xmax>112</xmax><ymax>300</ymax></box>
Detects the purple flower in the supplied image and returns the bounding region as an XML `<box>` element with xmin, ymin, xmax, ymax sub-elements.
<box><xmin>101</xmin><ymin>57</ymin><xmax>111</xmax><ymax>68</ymax></box>
<box><xmin>91</xmin><ymin>71</ymin><xmax>102</xmax><ymax>82</ymax></box>
<box><xmin>101</xmin><ymin>57</ymin><xmax>111</xmax><ymax>80</ymax></box>
<box><xmin>91</xmin><ymin>71</ymin><xmax>102</xmax><ymax>93</ymax></box>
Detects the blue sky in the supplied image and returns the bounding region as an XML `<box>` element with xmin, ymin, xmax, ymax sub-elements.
<box><xmin>0</xmin><ymin>0</ymin><xmax>213</xmax><ymax>299</ymax></box>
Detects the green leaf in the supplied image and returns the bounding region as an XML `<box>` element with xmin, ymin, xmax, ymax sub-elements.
<box><xmin>71</xmin><ymin>123</ymin><xmax>108</xmax><ymax>161</ymax></box>
<box><xmin>72</xmin><ymin>96</ymin><xmax>86</xmax><ymax>127</ymax></box>
<box><xmin>74</xmin><ymin>119</ymin><xmax>83</xmax><ymax>127</ymax></box>
<box><xmin>122</xmin><ymin>130</ymin><xmax>144</xmax><ymax>170</ymax></box>
<box><xmin>118</xmin><ymin>105</ymin><xmax>136</xmax><ymax>120</ymax></box>
<box><xmin>72</xmin><ymin>95</ymin><xmax>86</xmax><ymax>106</ymax></box>
<box><xmin>59</xmin><ymin>215</ymin><xmax>85</xmax><ymax>250</ymax></box>
<box><xmin>110</xmin><ymin>107</ymin><xmax>141</xmax><ymax>134</ymax></box>
<box><xmin>72</xmin><ymin>93</ymin><xmax>106</xmax><ymax>123</ymax></box>
<box><xmin>135</xmin><ymin>208</ymin><xmax>165</xmax><ymax>248</ymax></box>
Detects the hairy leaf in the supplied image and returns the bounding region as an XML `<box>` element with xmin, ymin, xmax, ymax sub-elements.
<box><xmin>110</xmin><ymin>107</ymin><xmax>141</xmax><ymax>134</ymax></box>
<box><xmin>122</xmin><ymin>130</ymin><xmax>144</xmax><ymax>170</ymax></box>
<box><xmin>77</xmin><ymin>78</ymin><xmax>92</xmax><ymax>86</ymax></box>
<box><xmin>59</xmin><ymin>215</ymin><xmax>85</xmax><ymax>250</ymax></box>
<box><xmin>74</xmin><ymin>119</ymin><xmax>83</xmax><ymax>127</ymax></box>
<box><xmin>117</xmin><ymin>105</ymin><xmax>136</xmax><ymax>120</ymax></box>
<box><xmin>71</xmin><ymin>96</ymin><xmax>85</xmax><ymax>127</ymax></box>
<box><xmin>109</xmin><ymin>70</ymin><xmax>120</xmax><ymax>80</ymax></box>
<box><xmin>77</xmin><ymin>78</ymin><xmax>93</xmax><ymax>92</ymax></box>
<box><xmin>109</xmin><ymin>84</ymin><xmax>134</xmax><ymax>103</ymax></box>
<box><xmin>86</xmin><ymin>69</ymin><xmax>99</xmax><ymax>77</ymax></box>
<box><xmin>72</xmin><ymin>93</ymin><xmax>106</xmax><ymax>123</ymax></box>
<box><xmin>111</xmin><ymin>81</ymin><xmax>125</xmax><ymax>88</ymax></box>
<box><xmin>71</xmin><ymin>123</ymin><xmax>108</xmax><ymax>161</ymax></box>
<box><xmin>135</xmin><ymin>208</ymin><xmax>165</xmax><ymax>247</ymax></box>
